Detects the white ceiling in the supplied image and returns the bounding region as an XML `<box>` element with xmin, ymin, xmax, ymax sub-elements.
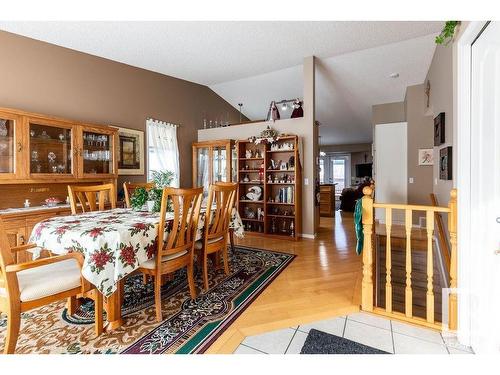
<box><xmin>0</xmin><ymin>21</ymin><xmax>441</xmax><ymax>145</ymax></box>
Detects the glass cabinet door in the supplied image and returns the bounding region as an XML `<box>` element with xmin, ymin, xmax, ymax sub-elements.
<box><xmin>29</xmin><ymin>121</ymin><xmax>73</xmax><ymax>176</ymax></box>
<box><xmin>81</xmin><ymin>129</ymin><xmax>114</xmax><ymax>175</ymax></box>
<box><xmin>196</xmin><ymin>147</ymin><xmax>210</xmax><ymax>193</ymax></box>
<box><xmin>0</xmin><ymin>115</ymin><xmax>18</xmax><ymax>178</ymax></box>
<box><xmin>212</xmin><ymin>146</ymin><xmax>227</xmax><ymax>183</ymax></box>
<box><xmin>231</xmin><ymin>144</ymin><xmax>238</xmax><ymax>182</ymax></box>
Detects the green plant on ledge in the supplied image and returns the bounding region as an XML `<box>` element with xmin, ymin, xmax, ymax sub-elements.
<box><xmin>436</xmin><ymin>21</ymin><xmax>460</xmax><ymax>45</ymax></box>
<box><xmin>130</xmin><ymin>170</ymin><xmax>175</xmax><ymax>212</ymax></box>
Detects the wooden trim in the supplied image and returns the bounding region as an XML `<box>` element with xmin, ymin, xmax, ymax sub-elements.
<box><xmin>430</xmin><ymin>193</ymin><xmax>451</xmax><ymax>274</ymax></box>
<box><xmin>373</xmin><ymin>202</ymin><xmax>450</xmax><ymax>212</ymax></box>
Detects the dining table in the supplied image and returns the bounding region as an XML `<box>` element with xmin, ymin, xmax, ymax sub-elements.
<box><xmin>28</xmin><ymin>207</ymin><xmax>244</xmax><ymax>330</ymax></box>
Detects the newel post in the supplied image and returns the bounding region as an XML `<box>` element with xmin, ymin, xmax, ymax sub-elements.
<box><xmin>361</xmin><ymin>186</ymin><xmax>374</xmax><ymax>312</ymax></box>
<box><xmin>448</xmin><ymin>189</ymin><xmax>458</xmax><ymax>330</ymax></box>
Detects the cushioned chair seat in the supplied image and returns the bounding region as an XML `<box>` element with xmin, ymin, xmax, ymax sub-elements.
<box><xmin>194</xmin><ymin>236</ymin><xmax>224</xmax><ymax>250</ymax></box>
<box><xmin>140</xmin><ymin>250</ymin><xmax>189</xmax><ymax>269</ymax></box>
<box><xmin>0</xmin><ymin>259</ymin><xmax>81</xmax><ymax>302</ymax></box>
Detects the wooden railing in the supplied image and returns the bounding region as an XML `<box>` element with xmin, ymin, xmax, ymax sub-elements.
<box><xmin>361</xmin><ymin>187</ymin><xmax>458</xmax><ymax>330</ymax></box>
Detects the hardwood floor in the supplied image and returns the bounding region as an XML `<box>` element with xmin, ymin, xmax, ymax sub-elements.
<box><xmin>206</xmin><ymin>211</ymin><xmax>362</xmax><ymax>353</ymax></box>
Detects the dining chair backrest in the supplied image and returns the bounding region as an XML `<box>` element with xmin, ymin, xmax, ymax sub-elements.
<box><xmin>157</xmin><ymin>187</ymin><xmax>203</xmax><ymax>262</ymax></box>
<box><xmin>0</xmin><ymin>217</ymin><xmax>17</xmax><ymax>295</ymax></box>
<box><xmin>123</xmin><ymin>182</ymin><xmax>156</xmax><ymax>208</ymax></box>
<box><xmin>204</xmin><ymin>182</ymin><xmax>237</xmax><ymax>241</ymax></box>
<box><xmin>68</xmin><ymin>183</ymin><xmax>116</xmax><ymax>215</ymax></box>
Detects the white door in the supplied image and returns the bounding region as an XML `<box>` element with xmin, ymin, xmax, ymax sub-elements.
<box><xmin>374</xmin><ymin>122</ymin><xmax>408</xmax><ymax>223</ymax></box>
<box><xmin>469</xmin><ymin>21</ymin><xmax>500</xmax><ymax>354</ymax></box>
<box><xmin>331</xmin><ymin>154</ymin><xmax>351</xmax><ymax>194</ymax></box>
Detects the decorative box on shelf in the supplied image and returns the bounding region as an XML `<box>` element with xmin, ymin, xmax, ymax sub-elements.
<box><xmin>236</xmin><ymin>135</ymin><xmax>301</xmax><ymax>240</ymax></box>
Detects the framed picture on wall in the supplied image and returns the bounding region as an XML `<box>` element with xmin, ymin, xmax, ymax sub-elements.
<box><xmin>117</xmin><ymin>127</ymin><xmax>144</xmax><ymax>175</ymax></box>
<box><xmin>418</xmin><ymin>148</ymin><xmax>434</xmax><ymax>165</ymax></box>
<box><xmin>434</xmin><ymin>112</ymin><xmax>445</xmax><ymax>146</ymax></box>
<box><xmin>439</xmin><ymin>146</ymin><xmax>452</xmax><ymax>180</ymax></box>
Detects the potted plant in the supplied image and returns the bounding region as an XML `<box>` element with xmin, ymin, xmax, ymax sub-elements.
<box><xmin>130</xmin><ymin>170</ymin><xmax>175</xmax><ymax>212</ymax></box>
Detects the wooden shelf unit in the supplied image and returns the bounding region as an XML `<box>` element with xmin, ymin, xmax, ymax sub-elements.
<box><xmin>236</xmin><ymin>135</ymin><xmax>301</xmax><ymax>240</ymax></box>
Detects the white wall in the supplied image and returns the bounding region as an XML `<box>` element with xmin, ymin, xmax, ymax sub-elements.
<box><xmin>374</xmin><ymin>122</ymin><xmax>408</xmax><ymax>223</ymax></box>
<box><xmin>197</xmin><ymin>56</ymin><xmax>318</xmax><ymax>237</ymax></box>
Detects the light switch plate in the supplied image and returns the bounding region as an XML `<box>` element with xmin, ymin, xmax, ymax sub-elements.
<box><xmin>409</xmin><ymin>177</ymin><xmax>414</xmax><ymax>184</ymax></box>
<box><xmin>304</xmin><ymin>178</ymin><xmax>309</xmax><ymax>185</ymax></box>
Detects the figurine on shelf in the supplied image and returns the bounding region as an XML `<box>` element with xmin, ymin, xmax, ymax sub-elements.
<box><xmin>244</xmin><ymin>206</ymin><xmax>256</xmax><ymax>219</ymax></box>
<box><xmin>290</xmin><ymin>220</ymin><xmax>295</xmax><ymax>236</ymax></box>
<box><xmin>246</xmin><ymin>186</ymin><xmax>262</xmax><ymax>201</ymax></box>
<box><xmin>291</xmin><ymin>99</ymin><xmax>303</xmax><ymax>118</ymax></box>
<box><xmin>245</xmin><ymin>150</ymin><xmax>252</xmax><ymax>159</ymax></box>
<box><xmin>271</xmin><ymin>217</ymin><xmax>277</xmax><ymax>233</ymax></box>
<box><xmin>266</xmin><ymin>101</ymin><xmax>280</xmax><ymax>122</ymax></box>
<box><xmin>282</xmin><ymin>219</ymin><xmax>287</xmax><ymax>233</ymax></box>
<box><xmin>243</xmin><ymin>174</ymin><xmax>250</xmax><ymax>182</ymax></box>
<box><xmin>267</xmin><ymin>174</ymin><xmax>272</xmax><ymax>183</ymax></box>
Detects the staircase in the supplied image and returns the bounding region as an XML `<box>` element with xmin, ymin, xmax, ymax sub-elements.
<box><xmin>375</xmin><ymin>229</ymin><xmax>448</xmax><ymax>322</ymax></box>
<box><xmin>359</xmin><ymin>185</ymin><xmax>458</xmax><ymax>330</ymax></box>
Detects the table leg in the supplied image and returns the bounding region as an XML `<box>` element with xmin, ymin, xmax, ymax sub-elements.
<box><xmin>105</xmin><ymin>279</ymin><xmax>124</xmax><ymax>331</ymax></box>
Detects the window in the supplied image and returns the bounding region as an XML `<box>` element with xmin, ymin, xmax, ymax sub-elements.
<box><xmin>319</xmin><ymin>158</ymin><xmax>325</xmax><ymax>184</ymax></box>
<box><xmin>147</xmin><ymin>119</ymin><xmax>180</xmax><ymax>187</ymax></box>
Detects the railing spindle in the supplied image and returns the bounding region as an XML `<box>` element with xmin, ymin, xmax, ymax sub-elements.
<box><xmin>361</xmin><ymin>187</ymin><xmax>374</xmax><ymax>312</ymax></box>
<box><xmin>385</xmin><ymin>208</ymin><xmax>392</xmax><ymax>313</ymax></box>
<box><xmin>405</xmin><ymin>209</ymin><xmax>413</xmax><ymax>317</ymax></box>
<box><xmin>426</xmin><ymin>210</ymin><xmax>435</xmax><ymax>323</ymax></box>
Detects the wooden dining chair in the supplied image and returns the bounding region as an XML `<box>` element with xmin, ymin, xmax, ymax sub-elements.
<box><xmin>195</xmin><ymin>182</ymin><xmax>237</xmax><ymax>291</ymax></box>
<box><xmin>0</xmin><ymin>217</ymin><xmax>103</xmax><ymax>354</ymax></box>
<box><xmin>68</xmin><ymin>183</ymin><xmax>116</xmax><ymax>214</ymax></box>
<box><xmin>138</xmin><ymin>187</ymin><xmax>203</xmax><ymax>322</ymax></box>
<box><xmin>123</xmin><ymin>182</ymin><xmax>156</xmax><ymax>208</ymax></box>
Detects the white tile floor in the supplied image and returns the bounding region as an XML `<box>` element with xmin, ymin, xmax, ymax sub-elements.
<box><xmin>234</xmin><ymin>312</ymin><xmax>474</xmax><ymax>354</ymax></box>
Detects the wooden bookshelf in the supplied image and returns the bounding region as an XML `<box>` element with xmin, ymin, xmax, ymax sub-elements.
<box><xmin>236</xmin><ymin>135</ymin><xmax>301</xmax><ymax>240</ymax></box>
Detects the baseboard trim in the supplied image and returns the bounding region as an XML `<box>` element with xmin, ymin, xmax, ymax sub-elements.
<box><xmin>300</xmin><ymin>233</ymin><xmax>316</xmax><ymax>239</ymax></box>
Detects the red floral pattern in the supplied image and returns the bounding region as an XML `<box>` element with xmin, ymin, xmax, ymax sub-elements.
<box><xmin>119</xmin><ymin>244</ymin><xmax>137</xmax><ymax>267</ymax></box>
<box><xmin>90</xmin><ymin>244</ymin><xmax>115</xmax><ymax>274</ymax></box>
<box><xmin>28</xmin><ymin>208</ymin><xmax>243</xmax><ymax>297</ymax></box>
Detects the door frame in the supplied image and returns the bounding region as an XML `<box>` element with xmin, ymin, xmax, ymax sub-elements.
<box><xmin>454</xmin><ymin>21</ymin><xmax>490</xmax><ymax>347</ymax></box>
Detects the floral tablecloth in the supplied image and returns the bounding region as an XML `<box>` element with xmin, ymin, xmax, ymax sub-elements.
<box><xmin>29</xmin><ymin>208</ymin><xmax>244</xmax><ymax>297</ymax></box>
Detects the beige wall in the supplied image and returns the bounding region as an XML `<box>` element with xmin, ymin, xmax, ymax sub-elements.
<box><xmin>405</xmin><ymin>84</ymin><xmax>434</xmax><ymax>207</ymax></box>
<box><xmin>372</xmin><ymin>101</ymin><xmax>406</xmax><ymax>125</ymax></box>
<box><xmin>0</xmin><ymin>30</ymin><xmax>242</xmax><ymax>189</ymax></box>
<box><xmin>320</xmin><ymin>143</ymin><xmax>371</xmax><ymax>154</ymax></box>
<box><xmin>198</xmin><ymin>57</ymin><xmax>318</xmax><ymax>237</ymax></box>
<box><xmin>426</xmin><ymin>44</ymin><xmax>454</xmax><ymax>206</ymax></box>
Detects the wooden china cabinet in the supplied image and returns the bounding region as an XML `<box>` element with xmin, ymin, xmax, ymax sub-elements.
<box><xmin>192</xmin><ymin>139</ymin><xmax>236</xmax><ymax>196</ymax></box>
<box><xmin>0</xmin><ymin>106</ymin><xmax>118</xmax><ymax>258</ymax></box>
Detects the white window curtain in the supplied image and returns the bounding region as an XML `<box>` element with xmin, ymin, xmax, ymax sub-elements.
<box><xmin>147</xmin><ymin>118</ymin><xmax>180</xmax><ymax>187</ymax></box>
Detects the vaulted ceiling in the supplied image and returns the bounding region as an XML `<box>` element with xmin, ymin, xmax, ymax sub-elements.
<box><xmin>0</xmin><ymin>21</ymin><xmax>442</xmax><ymax>145</ymax></box>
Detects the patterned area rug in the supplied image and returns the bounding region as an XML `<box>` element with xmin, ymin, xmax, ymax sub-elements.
<box><xmin>0</xmin><ymin>246</ymin><xmax>294</xmax><ymax>354</ymax></box>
